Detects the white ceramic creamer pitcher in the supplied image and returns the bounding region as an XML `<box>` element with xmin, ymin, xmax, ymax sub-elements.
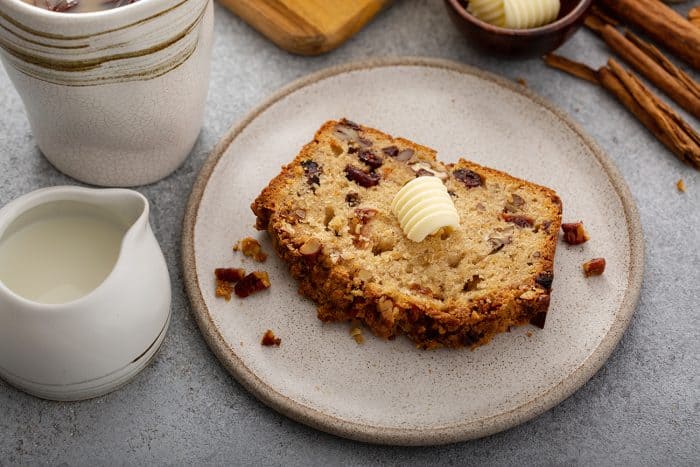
<box><xmin>0</xmin><ymin>186</ymin><xmax>171</xmax><ymax>400</ymax></box>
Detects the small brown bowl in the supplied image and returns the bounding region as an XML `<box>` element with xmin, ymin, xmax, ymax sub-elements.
<box><xmin>445</xmin><ymin>0</ymin><xmax>593</xmax><ymax>58</ymax></box>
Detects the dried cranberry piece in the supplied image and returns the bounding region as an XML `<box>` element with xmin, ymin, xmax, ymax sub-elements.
<box><xmin>453</xmin><ymin>168</ymin><xmax>483</xmax><ymax>187</ymax></box>
<box><xmin>502</xmin><ymin>213</ymin><xmax>534</xmax><ymax>228</ymax></box>
<box><xmin>345</xmin><ymin>165</ymin><xmax>380</xmax><ymax>187</ymax></box>
<box><xmin>234</xmin><ymin>271</ymin><xmax>271</xmax><ymax>298</ymax></box>
<box><xmin>358</xmin><ymin>149</ymin><xmax>383</xmax><ymax>169</ymax></box>
<box><xmin>300</xmin><ymin>159</ymin><xmax>322</xmax><ymax>186</ymax></box>
<box><xmin>535</xmin><ymin>271</ymin><xmax>554</xmax><ymax>289</ymax></box>
<box><xmin>261</xmin><ymin>330</ymin><xmax>281</xmax><ymax>346</ymax></box>
<box><xmin>215</xmin><ymin>268</ymin><xmax>246</xmax><ymax>283</ymax></box>
<box><xmin>382</xmin><ymin>146</ymin><xmax>399</xmax><ymax>158</ymax></box>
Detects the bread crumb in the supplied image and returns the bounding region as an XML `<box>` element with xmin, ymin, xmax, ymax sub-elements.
<box><xmin>526</xmin><ymin>331</ymin><xmax>533</xmax><ymax>337</ymax></box>
<box><xmin>261</xmin><ymin>330</ymin><xmax>281</xmax><ymax>346</ymax></box>
<box><xmin>234</xmin><ymin>237</ymin><xmax>268</xmax><ymax>262</ymax></box>
<box><xmin>516</xmin><ymin>77</ymin><xmax>527</xmax><ymax>87</ymax></box>
<box><xmin>677</xmin><ymin>179</ymin><xmax>686</xmax><ymax>193</ymax></box>
<box><xmin>215</xmin><ymin>279</ymin><xmax>233</xmax><ymax>301</ymax></box>
<box><xmin>350</xmin><ymin>321</ymin><xmax>364</xmax><ymax>344</ymax></box>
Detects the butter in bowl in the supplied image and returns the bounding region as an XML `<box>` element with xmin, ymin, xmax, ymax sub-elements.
<box><xmin>444</xmin><ymin>0</ymin><xmax>593</xmax><ymax>57</ymax></box>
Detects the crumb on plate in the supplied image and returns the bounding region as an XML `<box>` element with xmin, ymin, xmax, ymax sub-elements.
<box><xmin>234</xmin><ymin>237</ymin><xmax>268</xmax><ymax>262</ymax></box>
<box><xmin>583</xmin><ymin>258</ymin><xmax>606</xmax><ymax>277</ymax></box>
<box><xmin>215</xmin><ymin>279</ymin><xmax>233</xmax><ymax>301</ymax></box>
<box><xmin>261</xmin><ymin>330</ymin><xmax>281</xmax><ymax>346</ymax></box>
<box><xmin>677</xmin><ymin>179</ymin><xmax>686</xmax><ymax>193</ymax></box>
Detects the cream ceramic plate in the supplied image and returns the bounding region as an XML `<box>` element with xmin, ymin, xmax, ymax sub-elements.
<box><xmin>182</xmin><ymin>58</ymin><xmax>643</xmax><ymax>445</ymax></box>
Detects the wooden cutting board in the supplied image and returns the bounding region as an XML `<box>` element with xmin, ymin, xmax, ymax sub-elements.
<box><xmin>218</xmin><ymin>0</ymin><xmax>392</xmax><ymax>55</ymax></box>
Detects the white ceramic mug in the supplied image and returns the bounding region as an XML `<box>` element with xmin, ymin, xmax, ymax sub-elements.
<box><xmin>0</xmin><ymin>0</ymin><xmax>214</xmax><ymax>187</ymax></box>
<box><xmin>0</xmin><ymin>186</ymin><xmax>171</xmax><ymax>400</ymax></box>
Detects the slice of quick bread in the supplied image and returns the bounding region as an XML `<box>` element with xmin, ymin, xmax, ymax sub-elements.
<box><xmin>252</xmin><ymin>120</ymin><xmax>562</xmax><ymax>349</ymax></box>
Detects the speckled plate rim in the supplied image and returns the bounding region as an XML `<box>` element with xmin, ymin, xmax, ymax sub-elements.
<box><xmin>181</xmin><ymin>57</ymin><xmax>644</xmax><ymax>446</ymax></box>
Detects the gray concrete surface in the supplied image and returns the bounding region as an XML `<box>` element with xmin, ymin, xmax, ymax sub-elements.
<box><xmin>0</xmin><ymin>1</ymin><xmax>698</xmax><ymax>465</ymax></box>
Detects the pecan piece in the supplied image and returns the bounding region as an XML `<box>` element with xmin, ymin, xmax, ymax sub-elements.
<box><xmin>261</xmin><ymin>330</ymin><xmax>281</xmax><ymax>347</ymax></box>
<box><xmin>215</xmin><ymin>268</ymin><xmax>246</xmax><ymax>283</ymax></box>
<box><xmin>410</xmin><ymin>162</ymin><xmax>448</xmax><ymax>180</ymax></box>
<box><xmin>233</xmin><ymin>237</ymin><xmax>267</xmax><ymax>262</ymax></box>
<box><xmin>502</xmin><ymin>213</ymin><xmax>534</xmax><ymax>228</ymax></box>
<box><xmin>504</xmin><ymin>193</ymin><xmax>526</xmax><ymax>213</ymax></box>
<box><xmin>234</xmin><ymin>271</ymin><xmax>271</xmax><ymax>298</ymax></box>
<box><xmin>345</xmin><ymin>165</ymin><xmax>380</xmax><ymax>187</ymax></box>
<box><xmin>488</xmin><ymin>235</ymin><xmax>512</xmax><ymax>254</ymax></box>
<box><xmin>358</xmin><ymin>148</ymin><xmax>383</xmax><ymax>169</ymax></box>
<box><xmin>561</xmin><ymin>222</ymin><xmax>590</xmax><ymax>245</ymax></box>
<box><xmin>333</xmin><ymin>122</ymin><xmax>359</xmax><ymax>143</ymax></box>
<box><xmin>396</xmin><ymin>149</ymin><xmax>415</xmax><ymax>161</ymax></box>
<box><xmin>300</xmin><ymin>159</ymin><xmax>322</xmax><ymax>187</ymax></box>
<box><xmin>349</xmin><ymin>208</ymin><xmax>378</xmax><ymax>248</ymax></box>
<box><xmin>582</xmin><ymin>258</ymin><xmax>606</xmax><ymax>277</ymax></box>
<box><xmin>299</xmin><ymin>238</ymin><xmax>321</xmax><ymax>256</ymax></box>
<box><xmin>453</xmin><ymin>168</ymin><xmax>483</xmax><ymax>187</ymax></box>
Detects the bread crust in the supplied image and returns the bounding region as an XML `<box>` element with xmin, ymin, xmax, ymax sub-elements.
<box><xmin>253</xmin><ymin>120</ymin><xmax>562</xmax><ymax>349</ymax></box>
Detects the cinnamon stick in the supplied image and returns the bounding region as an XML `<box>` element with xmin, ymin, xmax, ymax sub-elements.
<box><xmin>544</xmin><ymin>53</ymin><xmax>700</xmax><ymax>169</ymax></box>
<box><xmin>597</xmin><ymin>68</ymin><xmax>679</xmax><ymax>159</ymax></box>
<box><xmin>625</xmin><ymin>31</ymin><xmax>700</xmax><ymax>101</ymax></box>
<box><xmin>543</xmin><ymin>54</ymin><xmax>598</xmax><ymax>84</ymax></box>
<box><xmin>583</xmin><ymin>13</ymin><xmax>606</xmax><ymax>34</ymax></box>
<box><xmin>599</xmin><ymin>0</ymin><xmax>700</xmax><ymax>70</ymax></box>
<box><xmin>606</xmin><ymin>59</ymin><xmax>700</xmax><ymax>168</ymax></box>
<box><xmin>589</xmin><ymin>5</ymin><xmax>619</xmax><ymax>27</ymax></box>
<box><xmin>584</xmin><ymin>21</ymin><xmax>700</xmax><ymax>119</ymax></box>
<box><xmin>690</xmin><ymin>7</ymin><xmax>700</xmax><ymax>28</ymax></box>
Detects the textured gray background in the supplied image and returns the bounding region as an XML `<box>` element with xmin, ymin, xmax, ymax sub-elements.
<box><xmin>0</xmin><ymin>1</ymin><xmax>698</xmax><ymax>465</ymax></box>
